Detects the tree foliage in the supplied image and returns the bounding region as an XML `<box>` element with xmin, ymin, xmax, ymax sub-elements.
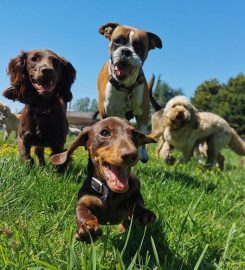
<box><xmin>72</xmin><ymin>97</ymin><xmax>98</xmax><ymax>112</ymax></box>
<box><xmin>192</xmin><ymin>73</ymin><xmax>245</xmax><ymax>134</ymax></box>
<box><xmin>153</xmin><ymin>75</ymin><xmax>183</xmax><ymax>107</ymax></box>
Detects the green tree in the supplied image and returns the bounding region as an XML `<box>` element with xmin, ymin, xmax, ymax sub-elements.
<box><xmin>219</xmin><ymin>74</ymin><xmax>245</xmax><ymax>134</ymax></box>
<box><xmin>153</xmin><ymin>75</ymin><xmax>183</xmax><ymax>107</ymax></box>
<box><xmin>191</xmin><ymin>79</ymin><xmax>222</xmax><ymax>112</ymax></box>
<box><xmin>192</xmin><ymin>74</ymin><xmax>245</xmax><ymax>134</ymax></box>
<box><xmin>90</xmin><ymin>99</ymin><xmax>98</xmax><ymax>112</ymax></box>
<box><xmin>72</xmin><ymin>97</ymin><xmax>98</xmax><ymax>112</ymax></box>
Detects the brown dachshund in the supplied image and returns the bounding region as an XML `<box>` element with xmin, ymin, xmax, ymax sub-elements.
<box><xmin>3</xmin><ymin>49</ymin><xmax>76</xmax><ymax>166</ymax></box>
<box><xmin>51</xmin><ymin>117</ymin><xmax>156</xmax><ymax>242</ymax></box>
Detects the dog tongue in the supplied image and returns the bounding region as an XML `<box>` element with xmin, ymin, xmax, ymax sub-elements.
<box><xmin>114</xmin><ymin>65</ymin><xmax>131</xmax><ymax>77</ymax></box>
<box><xmin>106</xmin><ymin>165</ymin><xmax>129</xmax><ymax>191</ymax></box>
<box><xmin>34</xmin><ymin>83</ymin><xmax>54</xmax><ymax>93</ymax></box>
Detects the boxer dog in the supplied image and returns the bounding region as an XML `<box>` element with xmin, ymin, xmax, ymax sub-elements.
<box><xmin>98</xmin><ymin>22</ymin><xmax>162</xmax><ymax>162</ymax></box>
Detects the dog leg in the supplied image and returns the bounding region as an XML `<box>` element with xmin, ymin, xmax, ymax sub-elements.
<box><xmin>118</xmin><ymin>219</ymin><xmax>130</xmax><ymax>232</ymax></box>
<box><xmin>180</xmin><ymin>148</ymin><xmax>193</xmax><ymax>163</ymax></box>
<box><xmin>18</xmin><ymin>136</ymin><xmax>34</xmax><ymax>165</ymax></box>
<box><xmin>34</xmin><ymin>147</ymin><xmax>45</xmax><ymax>166</ymax></box>
<box><xmin>136</xmin><ymin>123</ymin><xmax>149</xmax><ymax>163</ymax></box>
<box><xmin>156</xmin><ymin>136</ymin><xmax>164</xmax><ymax>158</ymax></box>
<box><xmin>3</xmin><ymin>129</ymin><xmax>10</xmax><ymax>141</ymax></box>
<box><xmin>75</xmin><ymin>199</ymin><xmax>102</xmax><ymax>242</ymax></box>
<box><xmin>206</xmin><ymin>140</ymin><xmax>217</xmax><ymax>169</ymax></box>
<box><xmin>160</xmin><ymin>141</ymin><xmax>175</xmax><ymax>165</ymax></box>
<box><xmin>134</xmin><ymin>202</ymin><xmax>156</xmax><ymax>226</ymax></box>
<box><xmin>217</xmin><ymin>153</ymin><xmax>225</xmax><ymax>170</ymax></box>
<box><xmin>127</xmin><ymin>196</ymin><xmax>156</xmax><ymax>226</ymax></box>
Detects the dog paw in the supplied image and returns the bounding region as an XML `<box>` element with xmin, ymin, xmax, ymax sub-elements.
<box><xmin>75</xmin><ymin>220</ymin><xmax>102</xmax><ymax>242</ymax></box>
<box><xmin>135</xmin><ymin>209</ymin><xmax>156</xmax><ymax>226</ymax></box>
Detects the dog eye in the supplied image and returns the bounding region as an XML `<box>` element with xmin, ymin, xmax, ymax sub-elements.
<box><xmin>113</xmin><ymin>37</ymin><xmax>126</xmax><ymax>45</ymax></box>
<box><xmin>133</xmin><ymin>41</ymin><xmax>144</xmax><ymax>56</ymax></box>
<box><xmin>100</xmin><ymin>129</ymin><xmax>111</xmax><ymax>137</ymax></box>
<box><xmin>31</xmin><ymin>56</ymin><xmax>38</xmax><ymax>62</ymax></box>
<box><xmin>50</xmin><ymin>56</ymin><xmax>60</xmax><ymax>67</ymax></box>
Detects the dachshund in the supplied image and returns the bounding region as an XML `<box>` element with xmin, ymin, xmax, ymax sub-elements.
<box><xmin>51</xmin><ymin>117</ymin><xmax>156</xmax><ymax>242</ymax></box>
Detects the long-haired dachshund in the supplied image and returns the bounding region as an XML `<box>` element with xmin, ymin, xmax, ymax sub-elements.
<box><xmin>3</xmin><ymin>49</ymin><xmax>76</xmax><ymax>166</ymax></box>
<box><xmin>51</xmin><ymin>117</ymin><xmax>156</xmax><ymax>242</ymax></box>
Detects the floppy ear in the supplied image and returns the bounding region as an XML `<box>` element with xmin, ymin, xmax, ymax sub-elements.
<box><xmin>51</xmin><ymin>126</ymin><xmax>91</xmax><ymax>165</ymax></box>
<box><xmin>99</xmin><ymin>22</ymin><xmax>119</xmax><ymax>40</ymax></box>
<box><xmin>58</xmin><ymin>58</ymin><xmax>76</xmax><ymax>103</ymax></box>
<box><xmin>3</xmin><ymin>51</ymin><xmax>32</xmax><ymax>102</ymax></box>
<box><xmin>133</xmin><ymin>130</ymin><xmax>156</xmax><ymax>146</ymax></box>
<box><xmin>147</xmin><ymin>32</ymin><xmax>162</xmax><ymax>50</ymax></box>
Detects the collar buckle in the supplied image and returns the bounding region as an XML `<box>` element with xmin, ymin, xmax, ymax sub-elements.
<box><xmin>91</xmin><ymin>177</ymin><xmax>103</xmax><ymax>194</ymax></box>
<box><xmin>91</xmin><ymin>177</ymin><xmax>109</xmax><ymax>202</ymax></box>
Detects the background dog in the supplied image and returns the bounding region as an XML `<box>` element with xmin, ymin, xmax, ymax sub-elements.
<box><xmin>0</xmin><ymin>102</ymin><xmax>19</xmax><ymax>141</ymax></box>
<box><xmin>161</xmin><ymin>96</ymin><xmax>245</xmax><ymax>169</ymax></box>
<box><xmin>3</xmin><ymin>49</ymin><xmax>76</xmax><ymax>166</ymax></box>
<box><xmin>97</xmin><ymin>22</ymin><xmax>162</xmax><ymax>162</ymax></box>
<box><xmin>51</xmin><ymin>117</ymin><xmax>156</xmax><ymax>242</ymax></box>
<box><xmin>147</xmin><ymin>75</ymin><xmax>165</xmax><ymax>158</ymax></box>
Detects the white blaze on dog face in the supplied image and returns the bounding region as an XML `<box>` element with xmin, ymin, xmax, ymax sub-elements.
<box><xmin>111</xmin><ymin>31</ymin><xmax>142</xmax><ymax>66</ymax></box>
<box><xmin>109</xmin><ymin>26</ymin><xmax>148</xmax><ymax>61</ymax></box>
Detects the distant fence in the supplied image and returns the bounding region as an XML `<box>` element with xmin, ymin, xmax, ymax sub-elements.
<box><xmin>66</xmin><ymin>111</ymin><xmax>99</xmax><ymax>128</ymax></box>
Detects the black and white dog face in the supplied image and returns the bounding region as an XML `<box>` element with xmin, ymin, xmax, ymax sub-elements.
<box><xmin>99</xmin><ymin>23</ymin><xmax>162</xmax><ymax>84</ymax></box>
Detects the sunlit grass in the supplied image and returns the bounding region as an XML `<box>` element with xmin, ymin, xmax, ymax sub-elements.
<box><xmin>0</xmin><ymin>131</ymin><xmax>245</xmax><ymax>269</ymax></box>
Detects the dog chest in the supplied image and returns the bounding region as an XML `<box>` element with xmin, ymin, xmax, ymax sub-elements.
<box><xmin>85</xmin><ymin>199</ymin><xmax>128</xmax><ymax>225</ymax></box>
<box><xmin>104</xmin><ymin>82</ymin><xmax>144</xmax><ymax>117</ymax></box>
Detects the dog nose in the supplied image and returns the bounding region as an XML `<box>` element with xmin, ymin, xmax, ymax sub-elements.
<box><xmin>121</xmin><ymin>49</ymin><xmax>132</xmax><ymax>57</ymax></box>
<box><xmin>41</xmin><ymin>67</ymin><xmax>53</xmax><ymax>75</ymax></box>
<box><xmin>121</xmin><ymin>151</ymin><xmax>138</xmax><ymax>164</ymax></box>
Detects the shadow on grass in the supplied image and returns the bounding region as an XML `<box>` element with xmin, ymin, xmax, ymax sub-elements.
<box><xmin>139</xmin><ymin>166</ymin><xmax>218</xmax><ymax>194</ymax></box>
<box><xmin>110</xmin><ymin>220</ymin><xmax>217</xmax><ymax>270</ymax></box>
<box><xmin>114</xmin><ymin>221</ymin><xmax>189</xmax><ymax>269</ymax></box>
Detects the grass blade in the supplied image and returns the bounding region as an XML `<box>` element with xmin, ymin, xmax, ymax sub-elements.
<box><xmin>217</xmin><ymin>223</ymin><xmax>236</xmax><ymax>269</ymax></box>
<box><xmin>193</xmin><ymin>244</ymin><xmax>209</xmax><ymax>270</ymax></box>
<box><xmin>120</xmin><ymin>212</ymin><xmax>134</xmax><ymax>257</ymax></box>
<box><xmin>32</xmin><ymin>258</ymin><xmax>59</xmax><ymax>270</ymax></box>
<box><xmin>151</xmin><ymin>236</ymin><xmax>160</xmax><ymax>268</ymax></box>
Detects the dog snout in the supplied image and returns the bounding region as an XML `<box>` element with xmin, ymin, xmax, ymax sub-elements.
<box><xmin>121</xmin><ymin>150</ymin><xmax>138</xmax><ymax>164</ymax></box>
<box><xmin>121</xmin><ymin>49</ymin><xmax>132</xmax><ymax>58</ymax></box>
<box><xmin>41</xmin><ymin>67</ymin><xmax>54</xmax><ymax>76</ymax></box>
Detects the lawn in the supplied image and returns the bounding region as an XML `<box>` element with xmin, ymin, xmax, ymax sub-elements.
<box><xmin>0</xmin><ymin>132</ymin><xmax>245</xmax><ymax>270</ymax></box>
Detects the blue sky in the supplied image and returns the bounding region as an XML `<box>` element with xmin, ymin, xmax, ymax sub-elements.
<box><xmin>0</xmin><ymin>0</ymin><xmax>244</xmax><ymax>112</ymax></box>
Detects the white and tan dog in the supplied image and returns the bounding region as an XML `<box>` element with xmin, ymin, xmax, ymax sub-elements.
<box><xmin>161</xmin><ymin>96</ymin><xmax>245</xmax><ymax>169</ymax></box>
<box><xmin>0</xmin><ymin>102</ymin><xmax>19</xmax><ymax>141</ymax></box>
<box><xmin>98</xmin><ymin>22</ymin><xmax>162</xmax><ymax>162</ymax></box>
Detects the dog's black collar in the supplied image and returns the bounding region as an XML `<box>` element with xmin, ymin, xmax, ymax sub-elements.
<box><xmin>91</xmin><ymin>177</ymin><xmax>109</xmax><ymax>202</ymax></box>
<box><xmin>108</xmin><ymin>62</ymin><xmax>143</xmax><ymax>94</ymax></box>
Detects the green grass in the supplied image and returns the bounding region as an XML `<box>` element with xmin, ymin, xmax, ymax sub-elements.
<box><xmin>0</xmin><ymin>132</ymin><xmax>245</xmax><ymax>270</ymax></box>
